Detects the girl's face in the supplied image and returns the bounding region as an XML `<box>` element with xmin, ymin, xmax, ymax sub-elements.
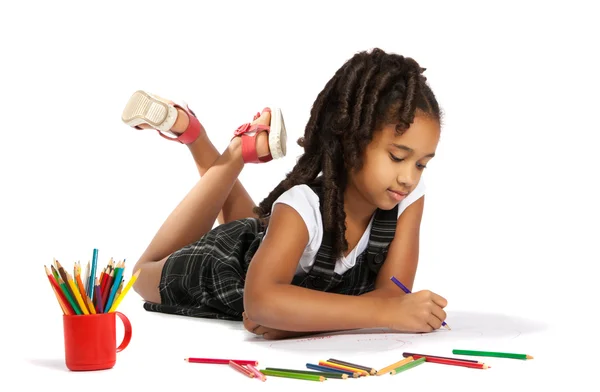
<box><xmin>348</xmin><ymin>114</ymin><xmax>441</xmax><ymax>211</ymax></box>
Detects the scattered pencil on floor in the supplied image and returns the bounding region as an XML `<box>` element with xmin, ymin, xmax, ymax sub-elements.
<box><xmin>327</xmin><ymin>358</ymin><xmax>376</xmax><ymax>375</ymax></box>
<box><xmin>390</xmin><ymin>357</ymin><xmax>426</xmax><ymax>375</ymax></box>
<box><xmin>402</xmin><ymin>352</ymin><xmax>483</xmax><ymax>364</ymax></box>
<box><xmin>184</xmin><ymin>357</ymin><xmax>258</xmax><ymax>366</ymax></box>
<box><xmin>318</xmin><ymin>360</ymin><xmax>369</xmax><ymax>376</ymax></box>
<box><xmin>377</xmin><ymin>356</ymin><xmax>414</xmax><ymax>375</ymax></box>
<box><xmin>260</xmin><ymin>369</ymin><xmax>325</xmax><ymax>382</ymax></box>
<box><xmin>266</xmin><ymin>367</ymin><xmax>348</xmax><ymax>379</ymax></box>
<box><xmin>229</xmin><ymin>361</ymin><xmax>254</xmax><ymax>379</ymax></box>
<box><xmin>452</xmin><ymin>349</ymin><xmax>533</xmax><ymax>360</ymax></box>
<box><xmin>307</xmin><ymin>363</ymin><xmax>358</xmax><ymax>377</ymax></box>
<box><xmin>246</xmin><ymin>364</ymin><xmax>267</xmax><ymax>381</ymax></box>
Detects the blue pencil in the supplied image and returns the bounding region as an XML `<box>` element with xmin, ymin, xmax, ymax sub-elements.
<box><xmin>306</xmin><ymin>363</ymin><xmax>355</xmax><ymax>376</ymax></box>
<box><xmin>104</xmin><ymin>263</ymin><xmax>124</xmax><ymax>312</ymax></box>
<box><xmin>88</xmin><ymin>248</ymin><xmax>98</xmax><ymax>299</ymax></box>
<box><xmin>390</xmin><ymin>276</ymin><xmax>451</xmax><ymax>330</ymax></box>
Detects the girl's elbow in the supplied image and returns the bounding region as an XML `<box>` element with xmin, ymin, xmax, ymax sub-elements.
<box><xmin>243</xmin><ymin>288</ymin><xmax>269</xmax><ymax>323</ymax></box>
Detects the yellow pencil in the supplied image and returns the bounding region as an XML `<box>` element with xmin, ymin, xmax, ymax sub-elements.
<box><xmin>67</xmin><ymin>272</ymin><xmax>89</xmax><ymax>315</ymax></box>
<box><xmin>74</xmin><ymin>265</ymin><xmax>91</xmax><ymax>314</ymax></box>
<box><xmin>108</xmin><ymin>269</ymin><xmax>140</xmax><ymax>312</ymax></box>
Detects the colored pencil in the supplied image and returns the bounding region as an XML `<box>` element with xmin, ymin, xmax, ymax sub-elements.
<box><xmin>88</xmin><ymin>248</ymin><xmax>98</xmax><ymax>298</ymax></box>
<box><xmin>267</xmin><ymin>367</ymin><xmax>347</xmax><ymax>379</ymax></box>
<box><xmin>318</xmin><ymin>360</ymin><xmax>369</xmax><ymax>376</ymax></box>
<box><xmin>260</xmin><ymin>369</ymin><xmax>325</xmax><ymax>382</ymax></box>
<box><xmin>55</xmin><ymin>261</ymin><xmax>74</xmax><ymax>298</ymax></box>
<box><xmin>229</xmin><ymin>361</ymin><xmax>254</xmax><ymax>378</ymax></box>
<box><xmin>422</xmin><ymin>356</ymin><xmax>490</xmax><ymax>369</ymax></box>
<box><xmin>328</xmin><ymin>358</ymin><xmax>375</xmax><ymax>374</ymax></box>
<box><xmin>306</xmin><ymin>363</ymin><xmax>357</xmax><ymax>377</ymax></box>
<box><xmin>452</xmin><ymin>349</ymin><xmax>533</xmax><ymax>360</ymax></box>
<box><xmin>66</xmin><ymin>272</ymin><xmax>89</xmax><ymax>315</ymax></box>
<box><xmin>74</xmin><ymin>266</ymin><xmax>91</xmax><ymax>314</ymax></box>
<box><xmin>376</xmin><ymin>356</ymin><xmax>414</xmax><ymax>375</ymax></box>
<box><xmin>84</xmin><ymin>261</ymin><xmax>90</xmax><ymax>294</ymax></box>
<box><xmin>390</xmin><ymin>356</ymin><xmax>426</xmax><ymax>375</ymax></box>
<box><xmin>94</xmin><ymin>279</ymin><xmax>103</xmax><ymax>313</ymax></box>
<box><xmin>402</xmin><ymin>352</ymin><xmax>482</xmax><ymax>364</ymax></box>
<box><xmin>184</xmin><ymin>358</ymin><xmax>258</xmax><ymax>366</ymax></box>
<box><xmin>246</xmin><ymin>364</ymin><xmax>267</xmax><ymax>381</ymax></box>
<box><xmin>108</xmin><ymin>269</ymin><xmax>141</xmax><ymax>312</ymax></box>
<box><xmin>100</xmin><ymin>267</ymin><xmax>114</xmax><ymax>310</ymax></box>
<box><xmin>57</xmin><ymin>276</ymin><xmax>82</xmax><ymax>315</ymax></box>
<box><xmin>104</xmin><ymin>261</ymin><xmax>124</xmax><ymax>312</ymax></box>
<box><xmin>44</xmin><ymin>265</ymin><xmax>72</xmax><ymax>315</ymax></box>
<box><xmin>390</xmin><ymin>276</ymin><xmax>451</xmax><ymax>329</ymax></box>
<box><xmin>51</xmin><ymin>262</ymin><xmax>61</xmax><ymax>282</ymax></box>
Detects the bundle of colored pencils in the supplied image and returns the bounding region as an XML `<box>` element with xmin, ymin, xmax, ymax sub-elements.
<box><xmin>44</xmin><ymin>248</ymin><xmax>140</xmax><ymax>315</ymax></box>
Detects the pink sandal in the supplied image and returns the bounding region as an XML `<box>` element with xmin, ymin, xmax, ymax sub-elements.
<box><xmin>121</xmin><ymin>90</ymin><xmax>203</xmax><ymax>145</ymax></box>
<box><xmin>233</xmin><ymin>107</ymin><xmax>287</xmax><ymax>163</ymax></box>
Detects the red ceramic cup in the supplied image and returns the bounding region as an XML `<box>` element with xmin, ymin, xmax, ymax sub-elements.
<box><xmin>63</xmin><ymin>312</ymin><xmax>132</xmax><ymax>371</ymax></box>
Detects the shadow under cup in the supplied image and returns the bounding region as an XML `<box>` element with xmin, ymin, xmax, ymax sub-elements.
<box><xmin>63</xmin><ymin>311</ymin><xmax>132</xmax><ymax>371</ymax></box>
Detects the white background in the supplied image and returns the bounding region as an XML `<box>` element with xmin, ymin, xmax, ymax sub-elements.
<box><xmin>1</xmin><ymin>0</ymin><xmax>598</xmax><ymax>390</ymax></box>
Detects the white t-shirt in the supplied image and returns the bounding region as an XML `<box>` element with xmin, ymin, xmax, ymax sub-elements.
<box><xmin>266</xmin><ymin>179</ymin><xmax>426</xmax><ymax>277</ymax></box>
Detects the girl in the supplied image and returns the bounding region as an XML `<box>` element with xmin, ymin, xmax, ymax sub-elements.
<box><xmin>122</xmin><ymin>48</ymin><xmax>448</xmax><ymax>340</ymax></box>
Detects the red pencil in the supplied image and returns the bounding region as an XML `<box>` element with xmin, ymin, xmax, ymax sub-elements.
<box><xmin>403</xmin><ymin>352</ymin><xmax>482</xmax><ymax>364</ymax></box>
<box><xmin>44</xmin><ymin>265</ymin><xmax>73</xmax><ymax>315</ymax></box>
<box><xmin>184</xmin><ymin>358</ymin><xmax>258</xmax><ymax>366</ymax></box>
<box><xmin>420</xmin><ymin>356</ymin><xmax>490</xmax><ymax>369</ymax></box>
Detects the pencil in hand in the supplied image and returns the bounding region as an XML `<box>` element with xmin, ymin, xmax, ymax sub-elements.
<box><xmin>390</xmin><ymin>276</ymin><xmax>451</xmax><ymax>330</ymax></box>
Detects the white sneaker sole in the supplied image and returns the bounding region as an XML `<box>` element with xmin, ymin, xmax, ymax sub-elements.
<box><xmin>268</xmin><ymin>108</ymin><xmax>287</xmax><ymax>159</ymax></box>
<box><xmin>121</xmin><ymin>90</ymin><xmax>178</xmax><ymax>135</ymax></box>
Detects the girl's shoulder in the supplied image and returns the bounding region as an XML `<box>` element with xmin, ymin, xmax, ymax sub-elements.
<box><xmin>273</xmin><ymin>184</ymin><xmax>320</xmax><ymax>215</ymax></box>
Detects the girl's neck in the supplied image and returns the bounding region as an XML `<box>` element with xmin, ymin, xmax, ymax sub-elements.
<box><xmin>343</xmin><ymin>183</ymin><xmax>377</xmax><ymax>226</ymax></box>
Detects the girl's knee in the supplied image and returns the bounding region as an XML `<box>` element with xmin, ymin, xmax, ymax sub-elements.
<box><xmin>131</xmin><ymin>257</ymin><xmax>168</xmax><ymax>304</ymax></box>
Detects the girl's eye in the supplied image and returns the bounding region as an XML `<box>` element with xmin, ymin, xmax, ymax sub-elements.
<box><xmin>417</xmin><ymin>163</ymin><xmax>427</xmax><ymax>170</ymax></box>
<box><xmin>389</xmin><ymin>153</ymin><xmax>403</xmax><ymax>162</ymax></box>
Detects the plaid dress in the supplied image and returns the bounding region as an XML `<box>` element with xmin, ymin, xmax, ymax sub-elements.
<box><xmin>143</xmin><ymin>181</ymin><xmax>399</xmax><ymax>321</ymax></box>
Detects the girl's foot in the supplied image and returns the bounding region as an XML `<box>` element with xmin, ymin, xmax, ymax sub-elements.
<box><xmin>121</xmin><ymin>90</ymin><xmax>202</xmax><ymax>144</ymax></box>
<box><xmin>232</xmin><ymin>107</ymin><xmax>287</xmax><ymax>164</ymax></box>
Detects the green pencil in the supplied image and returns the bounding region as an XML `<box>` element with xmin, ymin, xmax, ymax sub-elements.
<box><xmin>390</xmin><ymin>356</ymin><xmax>426</xmax><ymax>375</ymax></box>
<box><xmin>260</xmin><ymin>369</ymin><xmax>325</xmax><ymax>382</ymax></box>
<box><xmin>452</xmin><ymin>349</ymin><xmax>533</xmax><ymax>360</ymax></box>
<box><xmin>59</xmin><ymin>279</ymin><xmax>82</xmax><ymax>315</ymax></box>
<box><xmin>265</xmin><ymin>367</ymin><xmax>347</xmax><ymax>379</ymax></box>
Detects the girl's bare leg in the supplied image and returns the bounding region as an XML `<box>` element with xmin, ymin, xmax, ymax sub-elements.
<box><xmin>132</xmin><ymin>110</ymin><xmax>272</xmax><ymax>303</ymax></box>
<box><xmin>139</xmin><ymin>106</ymin><xmax>259</xmax><ymax>224</ymax></box>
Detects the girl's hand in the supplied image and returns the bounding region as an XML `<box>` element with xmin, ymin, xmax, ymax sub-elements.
<box><xmin>385</xmin><ymin>290</ymin><xmax>448</xmax><ymax>332</ymax></box>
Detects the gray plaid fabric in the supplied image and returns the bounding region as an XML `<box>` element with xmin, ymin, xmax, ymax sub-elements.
<box><xmin>143</xmin><ymin>180</ymin><xmax>398</xmax><ymax>321</ymax></box>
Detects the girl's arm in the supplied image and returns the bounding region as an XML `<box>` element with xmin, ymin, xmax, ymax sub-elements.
<box><xmin>368</xmin><ymin>195</ymin><xmax>425</xmax><ymax>295</ymax></box>
<box><xmin>243</xmin><ymin>203</ymin><xmax>388</xmax><ymax>332</ymax></box>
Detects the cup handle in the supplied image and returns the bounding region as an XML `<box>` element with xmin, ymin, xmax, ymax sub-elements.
<box><xmin>115</xmin><ymin>311</ymin><xmax>132</xmax><ymax>353</ymax></box>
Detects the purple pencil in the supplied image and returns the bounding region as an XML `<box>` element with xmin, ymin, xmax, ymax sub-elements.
<box><xmin>95</xmin><ymin>283</ymin><xmax>103</xmax><ymax>313</ymax></box>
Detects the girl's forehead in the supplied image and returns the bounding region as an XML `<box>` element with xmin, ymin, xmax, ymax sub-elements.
<box><xmin>377</xmin><ymin>116</ymin><xmax>440</xmax><ymax>152</ymax></box>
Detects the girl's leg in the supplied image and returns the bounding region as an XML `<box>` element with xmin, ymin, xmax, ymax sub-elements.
<box><xmin>138</xmin><ymin>103</ymin><xmax>260</xmax><ymax>225</ymax></box>
<box><xmin>129</xmin><ymin>104</ymin><xmax>274</xmax><ymax>303</ymax></box>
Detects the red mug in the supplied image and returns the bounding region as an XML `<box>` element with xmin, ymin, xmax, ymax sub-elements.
<box><xmin>63</xmin><ymin>311</ymin><xmax>132</xmax><ymax>371</ymax></box>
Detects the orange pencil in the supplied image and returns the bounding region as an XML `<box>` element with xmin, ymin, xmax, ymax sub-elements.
<box><xmin>319</xmin><ymin>360</ymin><xmax>369</xmax><ymax>376</ymax></box>
<box><xmin>74</xmin><ymin>265</ymin><xmax>91</xmax><ymax>313</ymax></box>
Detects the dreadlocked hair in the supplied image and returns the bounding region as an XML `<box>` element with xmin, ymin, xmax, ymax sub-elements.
<box><xmin>254</xmin><ymin>48</ymin><xmax>441</xmax><ymax>259</ymax></box>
